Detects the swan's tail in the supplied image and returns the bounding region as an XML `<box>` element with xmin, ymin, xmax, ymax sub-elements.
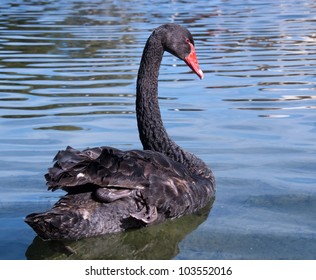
<box><xmin>25</xmin><ymin>192</ymin><xmax>143</xmax><ymax>240</ymax></box>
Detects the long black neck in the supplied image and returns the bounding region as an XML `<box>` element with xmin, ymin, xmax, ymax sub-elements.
<box><xmin>136</xmin><ymin>31</ymin><xmax>212</xmax><ymax>178</ymax></box>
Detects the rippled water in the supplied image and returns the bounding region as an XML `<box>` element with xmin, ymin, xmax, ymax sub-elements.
<box><xmin>0</xmin><ymin>0</ymin><xmax>315</xmax><ymax>259</ymax></box>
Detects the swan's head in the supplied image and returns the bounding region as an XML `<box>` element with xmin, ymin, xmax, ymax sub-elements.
<box><xmin>159</xmin><ymin>23</ymin><xmax>204</xmax><ymax>79</ymax></box>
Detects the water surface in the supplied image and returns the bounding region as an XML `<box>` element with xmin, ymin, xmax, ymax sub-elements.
<box><xmin>0</xmin><ymin>0</ymin><xmax>315</xmax><ymax>259</ymax></box>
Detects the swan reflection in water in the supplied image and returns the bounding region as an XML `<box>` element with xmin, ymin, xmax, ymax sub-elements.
<box><xmin>26</xmin><ymin>200</ymin><xmax>214</xmax><ymax>260</ymax></box>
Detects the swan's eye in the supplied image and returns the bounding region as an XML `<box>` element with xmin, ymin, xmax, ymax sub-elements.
<box><xmin>185</xmin><ymin>37</ymin><xmax>194</xmax><ymax>47</ymax></box>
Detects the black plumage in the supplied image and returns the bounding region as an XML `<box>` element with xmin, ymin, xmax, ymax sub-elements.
<box><xmin>25</xmin><ymin>24</ymin><xmax>215</xmax><ymax>240</ymax></box>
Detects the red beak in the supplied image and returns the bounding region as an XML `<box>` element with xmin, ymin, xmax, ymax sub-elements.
<box><xmin>184</xmin><ymin>42</ymin><xmax>204</xmax><ymax>79</ymax></box>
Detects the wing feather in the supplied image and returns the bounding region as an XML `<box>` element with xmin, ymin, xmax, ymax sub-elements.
<box><xmin>45</xmin><ymin>146</ymin><xmax>212</xmax><ymax>225</ymax></box>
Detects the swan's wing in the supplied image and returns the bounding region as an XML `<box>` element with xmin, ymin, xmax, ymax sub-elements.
<box><xmin>45</xmin><ymin>146</ymin><xmax>210</xmax><ymax>224</ymax></box>
<box><xmin>45</xmin><ymin>146</ymin><xmax>190</xmax><ymax>191</ymax></box>
<box><xmin>46</xmin><ymin>146</ymin><xmax>143</xmax><ymax>190</ymax></box>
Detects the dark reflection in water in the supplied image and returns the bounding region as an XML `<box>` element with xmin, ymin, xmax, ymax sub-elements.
<box><xmin>25</xmin><ymin>201</ymin><xmax>213</xmax><ymax>260</ymax></box>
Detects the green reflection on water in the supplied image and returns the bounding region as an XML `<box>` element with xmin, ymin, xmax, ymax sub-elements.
<box><xmin>34</xmin><ymin>125</ymin><xmax>84</xmax><ymax>131</ymax></box>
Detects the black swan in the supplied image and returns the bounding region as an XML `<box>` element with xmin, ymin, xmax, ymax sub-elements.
<box><xmin>25</xmin><ymin>24</ymin><xmax>215</xmax><ymax>240</ymax></box>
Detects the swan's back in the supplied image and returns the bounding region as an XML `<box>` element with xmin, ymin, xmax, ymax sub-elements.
<box><xmin>25</xmin><ymin>146</ymin><xmax>214</xmax><ymax>239</ymax></box>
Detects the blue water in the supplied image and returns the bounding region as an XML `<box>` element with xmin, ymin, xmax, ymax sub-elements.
<box><xmin>0</xmin><ymin>0</ymin><xmax>315</xmax><ymax>259</ymax></box>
